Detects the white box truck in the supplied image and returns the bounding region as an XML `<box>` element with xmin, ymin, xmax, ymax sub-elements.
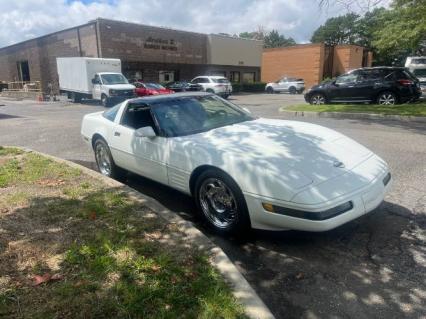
<box><xmin>56</xmin><ymin>57</ymin><xmax>136</xmax><ymax>106</ymax></box>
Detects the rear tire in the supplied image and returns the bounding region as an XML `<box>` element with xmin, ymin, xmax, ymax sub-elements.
<box><xmin>71</xmin><ymin>92</ymin><xmax>82</xmax><ymax>103</ymax></box>
<box><xmin>206</xmin><ymin>88</ymin><xmax>215</xmax><ymax>94</ymax></box>
<box><xmin>377</xmin><ymin>91</ymin><xmax>397</xmax><ymax>105</ymax></box>
<box><xmin>266</xmin><ymin>86</ymin><xmax>274</xmax><ymax>94</ymax></box>
<box><xmin>93</xmin><ymin>138</ymin><xmax>127</xmax><ymax>181</ymax></box>
<box><xmin>194</xmin><ymin>169</ymin><xmax>250</xmax><ymax>236</ymax></box>
<box><xmin>289</xmin><ymin>86</ymin><xmax>297</xmax><ymax>94</ymax></box>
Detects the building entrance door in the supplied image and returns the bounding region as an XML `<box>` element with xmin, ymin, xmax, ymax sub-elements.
<box><xmin>17</xmin><ymin>61</ymin><xmax>30</xmax><ymax>82</ymax></box>
<box><xmin>159</xmin><ymin>71</ymin><xmax>175</xmax><ymax>83</ymax></box>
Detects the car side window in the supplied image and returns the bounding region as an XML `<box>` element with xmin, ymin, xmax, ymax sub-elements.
<box><xmin>336</xmin><ymin>73</ymin><xmax>358</xmax><ymax>85</ymax></box>
<box><xmin>358</xmin><ymin>70</ymin><xmax>382</xmax><ymax>82</ymax></box>
<box><xmin>121</xmin><ymin>104</ymin><xmax>158</xmax><ymax>133</ymax></box>
<box><xmin>102</xmin><ymin>103</ymin><xmax>121</xmax><ymax>122</ymax></box>
<box><xmin>94</xmin><ymin>74</ymin><xmax>101</xmax><ymax>84</ymax></box>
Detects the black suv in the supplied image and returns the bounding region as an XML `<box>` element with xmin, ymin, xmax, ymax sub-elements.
<box><xmin>305</xmin><ymin>67</ymin><xmax>422</xmax><ymax>105</ymax></box>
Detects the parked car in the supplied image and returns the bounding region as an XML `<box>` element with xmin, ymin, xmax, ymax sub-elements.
<box><xmin>405</xmin><ymin>57</ymin><xmax>426</xmax><ymax>96</ymax></box>
<box><xmin>134</xmin><ymin>82</ymin><xmax>174</xmax><ymax>96</ymax></box>
<box><xmin>265</xmin><ymin>77</ymin><xmax>305</xmax><ymax>94</ymax></box>
<box><xmin>191</xmin><ymin>76</ymin><xmax>232</xmax><ymax>98</ymax></box>
<box><xmin>305</xmin><ymin>67</ymin><xmax>422</xmax><ymax>105</ymax></box>
<box><xmin>82</xmin><ymin>92</ymin><xmax>391</xmax><ymax>235</ymax></box>
<box><xmin>57</xmin><ymin>57</ymin><xmax>136</xmax><ymax>107</ymax></box>
<box><xmin>164</xmin><ymin>81</ymin><xmax>203</xmax><ymax>92</ymax></box>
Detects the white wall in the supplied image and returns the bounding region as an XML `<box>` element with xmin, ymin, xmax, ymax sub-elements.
<box><xmin>207</xmin><ymin>34</ymin><xmax>263</xmax><ymax>67</ymax></box>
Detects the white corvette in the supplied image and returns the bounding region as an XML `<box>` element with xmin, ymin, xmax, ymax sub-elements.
<box><xmin>81</xmin><ymin>92</ymin><xmax>391</xmax><ymax>234</ymax></box>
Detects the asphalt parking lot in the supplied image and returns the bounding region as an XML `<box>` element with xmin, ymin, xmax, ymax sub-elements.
<box><xmin>0</xmin><ymin>93</ymin><xmax>425</xmax><ymax>319</ymax></box>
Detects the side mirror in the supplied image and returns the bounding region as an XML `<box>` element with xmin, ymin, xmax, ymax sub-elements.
<box><xmin>135</xmin><ymin>126</ymin><xmax>156</xmax><ymax>138</ymax></box>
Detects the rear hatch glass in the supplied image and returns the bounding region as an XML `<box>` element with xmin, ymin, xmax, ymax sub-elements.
<box><xmin>212</xmin><ymin>78</ymin><xmax>230</xmax><ymax>84</ymax></box>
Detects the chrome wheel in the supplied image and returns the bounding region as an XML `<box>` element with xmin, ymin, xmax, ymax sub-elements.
<box><xmin>199</xmin><ymin>178</ymin><xmax>238</xmax><ymax>229</ymax></box>
<box><xmin>311</xmin><ymin>94</ymin><xmax>325</xmax><ymax>105</ymax></box>
<box><xmin>378</xmin><ymin>93</ymin><xmax>396</xmax><ymax>105</ymax></box>
<box><xmin>95</xmin><ymin>142</ymin><xmax>112</xmax><ymax>176</ymax></box>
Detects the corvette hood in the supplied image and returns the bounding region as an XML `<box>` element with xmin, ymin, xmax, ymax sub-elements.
<box><xmin>190</xmin><ymin>118</ymin><xmax>372</xmax><ymax>186</ymax></box>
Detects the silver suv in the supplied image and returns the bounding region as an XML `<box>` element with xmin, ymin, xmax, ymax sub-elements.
<box><xmin>265</xmin><ymin>77</ymin><xmax>305</xmax><ymax>94</ymax></box>
<box><xmin>191</xmin><ymin>76</ymin><xmax>233</xmax><ymax>99</ymax></box>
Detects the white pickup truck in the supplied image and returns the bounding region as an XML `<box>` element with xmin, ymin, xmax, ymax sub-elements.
<box><xmin>405</xmin><ymin>57</ymin><xmax>426</xmax><ymax>96</ymax></box>
<box><xmin>57</xmin><ymin>57</ymin><xmax>136</xmax><ymax>106</ymax></box>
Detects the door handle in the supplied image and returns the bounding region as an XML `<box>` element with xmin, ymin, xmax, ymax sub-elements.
<box><xmin>114</xmin><ymin>131</ymin><xmax>121</xmax><ymax>137</ymax></box>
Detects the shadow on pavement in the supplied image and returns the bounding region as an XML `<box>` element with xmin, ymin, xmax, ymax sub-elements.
<box><xmin>70</xmin><ymin>159</ymin><xmax>426</xmax><ymax>319</ymax></box>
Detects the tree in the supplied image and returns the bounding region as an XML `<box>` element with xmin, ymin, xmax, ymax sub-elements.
<box><xmin>263</xmin><ymin>30</ymin><xmax>296</xmax><ymax>48</ymax></box>
<box><xmin>310</xmin><ymin>13</ymin><xmax>361</xmax><ymax>45</ymax></box>
<box><xmin>373</xmin><ymin>0</ymin><xmax>426</xmax><ymax>64</ymax></box>
<box><xmin>239</xmin><ymin>29</ymin><xmax>296</xmax><ymax>48</ymax></box>
<box><xmin>239</xmin><ymin>25</ymin><xmax>266</xmax><ymax>41</ymax></box>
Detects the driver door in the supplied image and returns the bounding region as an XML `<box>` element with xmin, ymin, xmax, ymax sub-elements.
<box><xmin>109</xmin><ymin>103</ymin><xmax>169</xmax><ymax>185</ymax></box>
<box><xmin>329</xmin><ymin>72</ymin><xmax>359</xmax><ymax>102</ymax></box>
<box><xmin>92</xmin><ymin>74</ymin><xmax>102</xmax><ymax>100</ymax></box>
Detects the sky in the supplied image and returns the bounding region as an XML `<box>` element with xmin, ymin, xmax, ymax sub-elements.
<box><xmin>0</xmin><ymin>0</ymin><xmax>389</xmax><ymax>48</ymax></box>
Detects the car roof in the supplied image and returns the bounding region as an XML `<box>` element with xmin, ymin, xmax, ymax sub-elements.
<box><xmin>128</xmin><ymin>91</ymin><xmax>214</xmax><ymax>104</ymax></box>
<box><xmin>97</xmin><ymin>72</ymin><xmax>124</xmax><ymax>75</ymax></box>
<box><xmin>194</xmin><ymin>75</ymin><xmax>226</xmax><ymax>79</ymax></box>
<box><xmin>350</xmin><ymin>66</ymin><xmax>406</xmax><ymax>73</ymax></box>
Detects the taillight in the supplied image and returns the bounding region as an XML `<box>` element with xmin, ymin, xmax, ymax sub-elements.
<box><xmin>397</xmin><ymin>79</ymin><xmax>414</xmax><ymax>86</ymax></box>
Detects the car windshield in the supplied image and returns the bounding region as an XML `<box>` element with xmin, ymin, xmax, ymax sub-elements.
<box><xmin>101</xmin><ymin>74</ymin><xmax>129</xmax><ymax>85</ymax></box>
<box><xmin>411</xmin><ymin>58</ymin><xmax>426</xmax><ymax>65</ymax></box>
<box><xmin>151</xmin><ymin>95</ymin><xmax>254</xmax><ymax>137</ymax></box>
<box><xmin>146</xmin><ymin>83</ymin><xmax>165</xmax><ymax>89</ymax></box>
<box><xmin>413</xmin><ymin>69</ymin><xmax>426</xmax><ymax>77</ymax></box>
<box><xmin>211</xmin><ymin>78</ymin><xmax>229</xmax><ymax>83</ymax></box>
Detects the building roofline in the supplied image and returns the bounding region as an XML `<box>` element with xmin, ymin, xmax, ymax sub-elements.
<box><xmin>0</xmin><ymin>21</ymin><xmax>97</xmax><ymax>52</ymax></box>
<box><xmin>263</xmin><ymin>43</ymin><xmax>324</xmax><ymax>52</ymax></box>
<box><xmin>97</xmin><ymin>18</ymin><xmax>207</xmax><ymax>37</ymax></box>
<box><xmin>208</xmin><ymin>33</ymin><xmax>264</xmax><ymax>43</ymax></box>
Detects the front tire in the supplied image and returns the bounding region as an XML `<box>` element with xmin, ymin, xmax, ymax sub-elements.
<box><xmin>101</xmin><ymin>94</ymin><xmax>109</xmax><ymax>107</ymax></box>
<box><xmin>310</xmin><ymin>93</ymin><xmax>326</xmax><ymax>105</ymax></box>
<box><xmin>194</xmin><ymin>169</ymin><xmax>250</xmax><ymax>236</ymax></box>
<box><xmin>266</xmin><ymin>86</ymin><xmax>274</xmax><ymax>94</ymax></box>
<box><xmin>206</xmin><ymin>88</ymin><xmax>215</xmax><ymax>94</ymax></box>
<box><xmin>94</xmin><ymin>139</ymin><xmax>127</xmax><ymax>181</ymax></box>
<box><xmin>377</xmin><ymin>91</ymin><xmax>397</xmax><ymax>105</ymax></box>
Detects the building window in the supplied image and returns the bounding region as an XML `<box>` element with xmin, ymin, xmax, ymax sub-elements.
<box><xmin>243</xmin><ymin>72</ymin><xmax>255</xmax><ymax>83</ymax></box>
<box><xmin>230</xmin><ymin>71</ymin><xmax>240</xmax><ymax>83</ymax></box>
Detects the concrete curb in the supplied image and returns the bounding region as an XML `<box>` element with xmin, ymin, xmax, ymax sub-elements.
<box><xmin>11</xmin><ymin>147</ymin><xmax>275</xmax><ymax>319</ymax></box>
<box><xmin>280</xmin><ymin>109</ymin><xmax>426</xmax><ymax>123</ymax></box>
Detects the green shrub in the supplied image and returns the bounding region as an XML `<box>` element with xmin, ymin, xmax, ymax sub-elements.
<box><xmin>232</xmin><ymin>82</ymin><xmax>266</xmax><ymax>93</ymax></box>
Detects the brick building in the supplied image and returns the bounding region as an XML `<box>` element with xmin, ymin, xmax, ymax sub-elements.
<box><xmin>262</xmin><ymin>43</ymin><xmax>372</xmax><ymax>89</ymax></box>
<box><xmin>0</xmin><ymin>18</ymin><xmax>263</xmax><ymax>93</ymax></box>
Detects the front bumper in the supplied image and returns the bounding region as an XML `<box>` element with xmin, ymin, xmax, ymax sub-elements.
<box><xmin>244</xmin><ymin>161</ymin><xmax>391</xmax><ymax>232</ymax></box>
<box><xmin>108</xmin><ymin>95</ymin><xmax>136</xmax><ymax>105</ymax></box>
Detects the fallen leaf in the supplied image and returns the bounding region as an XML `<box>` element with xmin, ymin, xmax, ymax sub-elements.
<box><xmin>33</xmin><ymin>273</ymin><xmax>62</xmax><ymax>286</ymax></box>
<box><xmin>295</xmin><ymin>272</ymin><xmax>304</xmax><ymax>280</ymax></box>
<box><xmin>89</xmin><ymin>211</ymin><xmax>97</xmax><ymax>220</ymax></box>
